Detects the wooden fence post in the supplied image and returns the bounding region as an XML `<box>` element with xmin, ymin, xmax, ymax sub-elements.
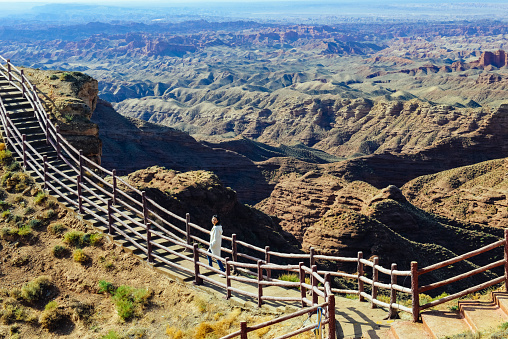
<box><xmin>328</xmin><ymin>294</ymin><xmax>336</xmax><ymax>339</ymax></box>
<box><xmin>79</xmin><ymin>150</ymin><xmax>84</xmax><ymax>182</ymax></box>
<box><xmin>107</xmin><ymin>199</ymin><xmax>114</xmax><ymax>235</ymax></box>
<box><xmin>45</xmin><ymin>120</ymin><xmax>49</xmax><ymax>145</ymax></box>
<box><xmin>388</xmin><ymin>263</ymin><xmax>398</xmax><ymax>319</ymax></box>
<box><xmin>193</xmin><ymin>243</ymin><xmax>203</xmax><ymax>285</ymax></box>
<box><xmin>20</xmin><ymin>70</ymin><xmax>25</xmax><ymax>94</ymax></box>
<box><xmin>240</xmin><ymin>321</ymin><xmax>247</xmax><ymax>339</ymax></box>
<box><xmin>257</xmin><ymin>260</ymin><xmax>263</xmax><ymax>307</ymax></box>
<box><xmin>371</xmin><ymin>256</ymin><xmax>379</xmax><ymax>309</ymax></box>
<box><xmin>5</xmin><ymin>112</ymin><xmax>10</xmax><ymax>147</ymax></box>
<box><xmin>56</xmin><ymin>125</ymin><xmax>61</xmax><ymax>156</ymax></box>
<box><xmin>232</xmin><ymin>233</ymin><xmax>237</xmax><ymax>273</ymax></box>
<box><xmin>22</xmin><ymin>134</ymin><xmax>26</xmax><ymax>169</ymax></box>
<box><xmin>411</xmin><ymin>261</ymin><xmax>419</xmax><ymax>322</ymax></box>
<box><xmin>147</xmin><ymin>222</ymin><xmax>153</xmax><ymax>263</ymax></box>
<box><xmin>299</xmin><ymin>262</ymin><xmax>306</xmax><ymax>308</ymax></box>
<box><xmin>43</xmin><ymin>155</ymin><xmax>48</xmax><ymax>191</ymax></box>
<box><xmin>77</xmin><ymin>175</ymin><xmax>83</xmax><ymax>214</ymax></box>
<box><xmin>357</xmin><ymin>251</ymin><xmax>364</xmax><ymax>301</ymax></box>
<box><xmin>142</xmin><ymin>191</ymin><xmax>148</xmax><ymax>226</ymax></box>
<box><xmin>504</xmin><ymin>229</ymin><xmax>508</xmax><ymax>292</ymax></box>
<box><xmin>186</xmin><ymin>213</ymin><xmax>191</xmax><ymax>246</ymax></box>
<box><xmin>310</xmin><ymin>247</ymin><xmax>315</xmax><ymax>268</ymax></box>
<box><xmin>265</xmin><ymin>246</ymin><xmax>271</xmax><ymax>280</ymax></box>
<box><xmin>312</xmin><ymin>265</ymin><xmax>318</xmax><ymax>305</ymax></box>
<box><xmin>225</xmin><ymin>258</ymin><xmax>231</xmax><ymax>299</ymax></box>
<box><xmin>112</xmin><ymin>169</ymin><xmax>117</xmax><ymax>205</ymax></box>
<box><xmin>7</xmin><ymin>60</ymin><xmax>11</xmax><ymax>82</ymax></box>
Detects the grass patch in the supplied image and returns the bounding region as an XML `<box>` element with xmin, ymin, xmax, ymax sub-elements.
<box><xmin>89</xmin><ymin>233</ymin><xmax>103</xmax><ymax>246</ymax></box>
<box><xmin>33</xmin><ymin>192</ymin><xmax>47</xmax><ymax>206</ymax></box>
<box><xmin>21</xmin><ymin>276</ymin><xmax>52</xmax><ymax>303</ymax></box>
<box><xmin>1</xmin><ymin>171</ymin><xmax>33</xmax><ymax>193</ymax></box>
<box><xmin>73</xmin><ymin>249</ymin><xmax>88</xmax><ymax>264</ymax></box>
<box><xmin>63</xmin><ymin>230</ymin><xmax>86</xmax><ymax>247</ymax></box>
<box><xmin>52</xmin><ymin>245</ymin><xmax>67</xmax><ymax>258</ymax></box>
<box><xmin>0</xmin><ymin>150</ymin><xmax>12</xmax><ymax>166</ymax></box>
<box><xmin>278</xmin><ymin>273</ymin><xmax>300</xmax><ymax>283</ymax></box>
<box><xmin>97</xmin><ymin>281</ymin><xmax>152</xmax><ymax>321</ymax></box>
<box><xmin>49</xmin><ymin>223</ymin><xmax>65</xmax><ymax>235</ymax></box>
<box><xmin>39</xmin><ymin>300</ymin><xmax>66</xmax><ymax>331</ymax></box>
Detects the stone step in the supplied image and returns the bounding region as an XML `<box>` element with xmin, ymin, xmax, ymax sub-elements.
<box><xmin>493</xmin><ymin>292</ymin><xmax>508</xmax><ymax>315</ymax></box>
<box><xmin>390</xmin><ymin>321</ymin><xmax>433</xmax><ymax>339</ymax></box>
<box><xmin>421</xmin><ymin>310</ymin><xmax>471</xmax><ymax>338</ymax></box>
<box><xmin>459</xmin><ymin>299</ymin><xmax>508</xmax><ymax>333</ymax></box>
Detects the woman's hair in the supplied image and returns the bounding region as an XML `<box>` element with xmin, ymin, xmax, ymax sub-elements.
<box><xmin>212</xmin><ymin>215</ymin><xmax>220</xmax><ymax>224</ymax></box>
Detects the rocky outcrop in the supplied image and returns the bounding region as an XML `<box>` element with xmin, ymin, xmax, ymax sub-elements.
<box><xmin>402</xmin><ymin>158</ymin><xmax>508</xmax><ymax>228</ymax></box>
<box><xmin>23</xmin><ymin>68</ymin><xmax>101</xmax><ymax>163</ymax></box>
<box><xmin>257</xmin><ymin>171</ymin><xmax>504</xmax><ymax>292</ymax></box>
<box><xmin>121</xmin><ymin>166</ymin><xmax>299</xmax><ymax>252</ymax></box>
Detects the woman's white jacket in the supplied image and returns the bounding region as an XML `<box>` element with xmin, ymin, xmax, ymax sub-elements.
<box><xmin>209</xmin><ymin>225</ymin><xmax>223</xmax><ymax>257</ymax></box>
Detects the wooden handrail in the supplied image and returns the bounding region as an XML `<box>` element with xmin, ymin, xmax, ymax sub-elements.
<box><xmin>419</xmin><ymin>239</ymin><xmax>505</xmax><ymax>275</ymax></box>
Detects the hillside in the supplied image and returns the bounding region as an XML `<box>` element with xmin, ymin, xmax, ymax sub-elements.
<box><xmin>0</xmin><ymin>148</ymin><xmax>312</xmax><ymax>338</ymax></box>
<box><xmin>256</xmin><ymin>171</ymin><xmax>505</xmax><ymax>293</ymax></box>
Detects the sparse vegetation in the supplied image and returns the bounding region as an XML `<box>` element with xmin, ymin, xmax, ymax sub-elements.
<box><xmin>73</xmin><ymin>248</ymin><xmax>88</xmax><ymax>264</ymax></box>
<box><xmin>39</xmin><ymin>301</ymin><xmax>66</xmax><ymax>331</ymax></box>
<box><xmin>20</xmin><ymin>276</ymin><xmax>52</xmax><ymax>303</ymax></box>
<box><xmin>49</xmin><ymin>223</ymin><xmax>65</xmax><ymax>234</ymax></box>
<box><xmin>52</xmin><ymin>245</ymin><xmax>67</xmax><ymax>258</ymax></box>
<box><xmin>33</xmin><ymin>192</ymin><xmax>47</xmax><ymax>205</ymax></box>
<box><xmin>97</xmin><ymin>281</ymin><xmax>152</xmax><ymax>321</ymax></box>
<box><xmin>64</xmin><ymin>230</ymin><xmax>86</xmax><ymax>247</ymax></box>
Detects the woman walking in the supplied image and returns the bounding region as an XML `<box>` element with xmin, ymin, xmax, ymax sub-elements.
<box><xmin>207</xmin><ymin>215</ymin><xmax>225</xmax><ymax>272</ymax></box>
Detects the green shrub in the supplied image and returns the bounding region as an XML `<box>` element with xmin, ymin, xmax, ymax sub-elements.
<box><xmin>0</xmin><ymin>150</ymin><xmax>12</xmax><ymax>166</ymax></box>
<box><xmin>89</xmin><ymin>233</ymin><xmax>103</xmax><ymax>246</ymax></box>
<box><xmin>42</xmin><ymin>209</ymin><xmax>56</xmax><ymax>220</ymax></box>
<box><xmin>63</xmin><ymin>230</ymin><xmax>85</xmax><ymax>247</ymax></box>
<box><xmin>49</xmin><ymin>223</ymin><xmax>65</xmax><ymax>235</ymax></box>
<box><xmin>0</xmin><ymin>227</ymin><xmax>16</xmax><ymax>239</ymax></box>
<box><xmin>17</xmin><ymin>225</ymin><xmax>32</xmax><ymax>238</ymax></box>
<box><xmin>23</xmin><ymin>207</ymin><xmax>35</xmax><ymax>215</ymax></box>
<box><xmin>39</xmin><ymin>301</ymin><xmax>66</xmax><ymax>331</ymax></box>
<box><xmin>98</xmin><ymin>282</ymin><xmax>151</xmax><ymax>321</ymax></box>
<box><xmin>26</xmin><ymin>219</ymin><xmax>41</xmax><ymax>229</ymax></box>
<box><xmin>6</xmin><ymin>161</ymin><xmax>20</xmax><ymax>172</ymax></box>
<box><xmin>114</xmin><ymin>296</ymin><xmax>134</xmax><ymax>321</ymax></box>
<box><xmin>52</xmin><ymin>245</ymin><xmax>67</xmax><ymax>258</ymax></box>
<box><xmin>1</xmin><ymin>210</ymin><xmax>10</xmax><ymax>220</ymax></box>
<box><xmin>101</xmin><ymin>330</ymin><xmax>120</xmax><ymax>339</ymax></box>
<box><xmin>1</xmin><ymin>172</ymin><xmax>32</xmax><ymax>192</ymax></box>
<box><xmin>98</xmin><ymin>280</ymin><xmax>115</xmax><ymax>294</ymax></box>
<box><xmin>59</xmin><ymin>72</ymin><xmax>73</xmax><ymax>81</ymax></box>
<box><xmin>112</xmin><ymin>285</ymin><xmax>151</xmax><ymax>321</ymax></box>
<box><xmin>73</xmin><ymin>249</ymin><xmax>88</xmax><ymax>264</ymax></box>
<box><xmin>278</xmin><ymin>273</ymin><xmax>300</xmax><ymax>283</ymax></box>
<box><xmin>33</xmin><ymin>192</ymin><xmax>47</xmax><ymax>206</ymax></box>
<box><xmin>21</xmin><ymin>276</ymin><xmax>52</xmax><ymax>303</ymax></box>
<box><xmin>49</xmin><ymin>74</ymin><xmax>58</xmax><ymax>80</ymax></box>
<box><xmin>0</xmin><ymin>299</ymin><xmax>33</xmax><ymax>325</ymax></box>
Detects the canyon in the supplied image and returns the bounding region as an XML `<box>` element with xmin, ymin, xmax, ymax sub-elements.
<box><xmin>3</xmin><ymin>16</ymin><xmax>508</xmax><ymax>293</ymax></box>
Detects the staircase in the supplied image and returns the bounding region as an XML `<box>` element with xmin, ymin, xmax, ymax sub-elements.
<box><xmin>391</xmin><ymin>291</ymin><xmax>508</xmax><ymax>338</ymax></box>
<box><xmin>0</xmin><ymin>72</ymin><xmax>310</xmax><ymax>309</ymax></box>
<box><xmin>0</xmin><ymin>73</ymin><xmax>187</xmax><ymax>271</ymax></box>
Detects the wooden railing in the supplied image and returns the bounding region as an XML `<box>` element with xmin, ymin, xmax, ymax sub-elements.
<box><xmin>411</xmin><ymin>230</ymin><xmax>508</xmax><ymax>321</ymax></box>
<box><xmin>0</xmin><ymin>56</ymin><xmax>506</xmax><ymax>333</ymax></box>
